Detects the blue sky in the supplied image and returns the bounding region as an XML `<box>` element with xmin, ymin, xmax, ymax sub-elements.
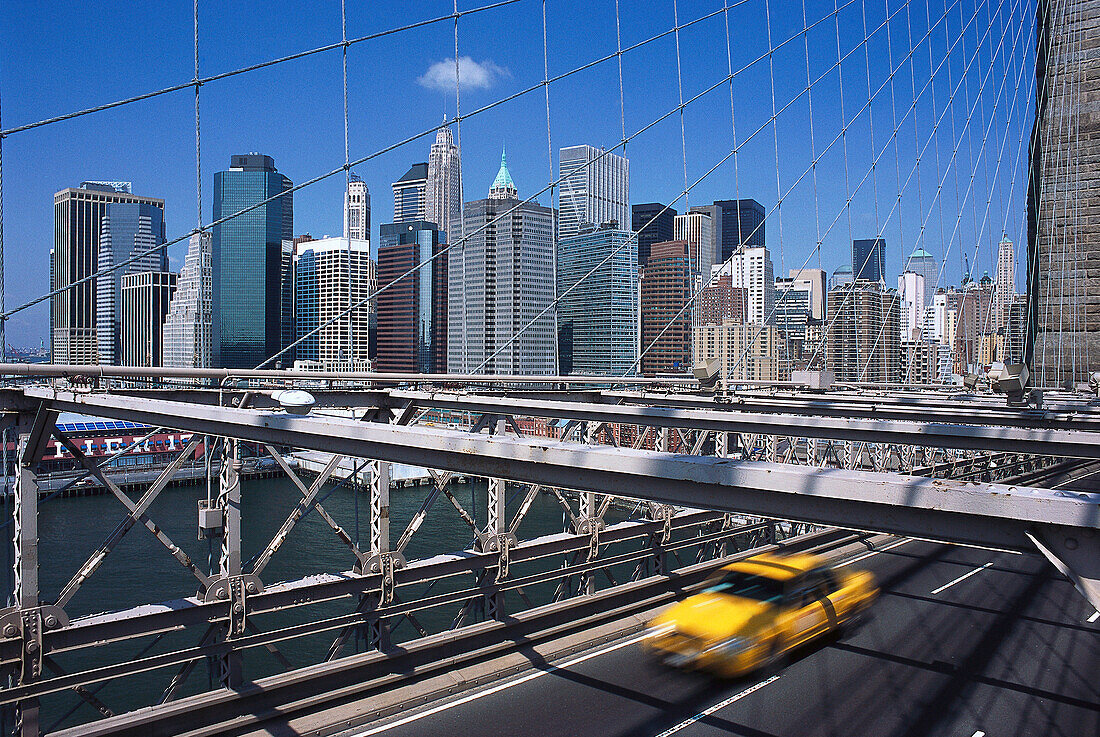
<box><xmin>1</xmin><ymin>0</ymin><xmax>1034</xmax><ymax>346</ymax></box>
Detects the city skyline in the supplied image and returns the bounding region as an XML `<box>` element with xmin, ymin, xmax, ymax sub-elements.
<box><xmin>1</xmin><ymin>0</ymin><xmax>1032</xmax><ymax>346</ymax></box>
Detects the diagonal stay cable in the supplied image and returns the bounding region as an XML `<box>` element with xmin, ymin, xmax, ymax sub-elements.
<box><xmin>0</xmin><ymin>0</ymin><xmax>524</xmax><ymax>137</ymax></box>
<box><xmin>632</xmin><ymin>0</ymin><xmax>977</xmax><ymax>379</ymax></box>
<box><xmin>1</xmin><ymin>0</ymin><xmax>738</xmax><ymax>328</ymax></box>
<box><xmin>475</xmin><ymin>0</ymin><xmax>879</xmax><ymax>374</ymax></box>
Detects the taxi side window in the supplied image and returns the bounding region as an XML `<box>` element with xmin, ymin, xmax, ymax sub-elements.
<box><xmin>787</xmin><ymin>577</ymin><xmax>817</xmax><ymax>609</ymax></box>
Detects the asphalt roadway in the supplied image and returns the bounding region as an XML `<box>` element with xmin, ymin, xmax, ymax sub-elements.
<box><xmin>343</xmin><ymin>470</ymin><xmax>1100</xmax><ymax>737</ymax></box>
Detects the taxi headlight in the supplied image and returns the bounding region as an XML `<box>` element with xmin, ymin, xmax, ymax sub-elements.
<box><xmin>644</xmin><ymin>623</ymin><xmax>675</xmax><ymax>640</ymax></box>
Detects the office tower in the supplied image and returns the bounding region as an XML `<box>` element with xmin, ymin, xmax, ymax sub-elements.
<box><xmin>293</xmin><ymin>237</ymin><xmax>373</xmax><ymax>370</ymax></box>
<box><xmin>697</xmin><ymin>275</ymin><xmax>746</xmax><ymax>326</ymax></box>
<box><xmin>903</xmin><ymin>247</ymin><xmax>938</xmax><ymax>308</ymax></box>
<box><xmin>852</xmin><ymin>238</ymin><xmax>886</xmax><ymax>283</ymax></box>
<box><xmin>163</xmin><ymin>231</ymin><xmax>213</xmax><ymax>369</ymax></box>
<box><xmin>120</xmin><ymin>271</ymin><xmax>176</xmax><ymax>367</ymax></box>
<box><xmin>674</xmin><ymin>211</ymin><xmax>715</xmax><ymax>273</ymax></box>
<box><xmin>344</xmin><ymin>173</ymin><xmax>370</xmax><ymax>241</ymax></box>
<box><xmin>377</xmin><ymin>221</ymin><xmax>447</xmax><ymax>372</ymax></box>
<box><xmin>447</xmin><ymin>150</ymin><xmax>556</xmax><ymax>374</ymax></box>
<box><xmin>640</xmin><ymin>240</ymin><xmax>692</xmax><ymax>376</ymax></box>
<box><xmin>1029</xmin><ymin>0</ymin><xmax>1099</xmax><ymax>384</ymax></box>
<box><xmin>825</xmin><ymin>281</ymin><xmax>901</xmax><ymax>383</ymax></box>
<box><xmin>633</xmin><ymin>203</ymin><xmax>676</xmax><ymax>269</ymax></box>
<box><xmin>557</xmin><ymin>224</ymin><xmax>638</xmax><ymax>376</ymax></box>
<box><xmin>558</xmin><ymin>144</ymin><xmax>629</xmax><ymax>240</ymax></box>
<box><xmin>774</xmin><ymin>277</ymin><xmax>813</xmax><ymax>341</ymax></box>
<box><xmin>51</xmin><ymin>181</ymin><xmax>164</xmax><ymax>364</ymax></box>
<box><xmin>900</xmin><ymin>339</ymin><xmax>938</xmax><ymax>384</ymax></box>
<box><xmin>898</xmin><ymin>271</ymin><xmax>926</xmax><ymax>340</ymax></box>
<box><xmin>425</xmin><ymin>121</ymin><xmax>463</xmax><ymax>246</ymax></box>
<box><xmin>830</xmin><ymin>264</ymin><xmax>854</xmax><ymax>290</ymax></box>
<box><xmin>95</xmin><ymin>200</ymin><xmax>168</xmax><ymax>364</ymax></box>
<box><xmin>993</xmin><ymin>237</ymin><xmax>1015</xmax><ymax>329</ymax></box>
<box><xmin>1003</xmin><ymin>294</ymin><xmax>1028</xmax><ymax>364</ymax></box>
<box><xmin>714</xmin><ymin>246</ymin><xmax>775</xmax><ymax>325</ymax></box>
<box><xmin>712</xmin><ymin>199</ymin><xmax>766</xmax><ymax>264</ymax></box>
<box><xmin>693</xmin><ymin>321</ymin><xmax>780</xmax><ymax>382</ymax></box>
<box><xmin>393</xmin><ymin>163</ymin><xmax>428</xmax><ymax>223</ymax></box>
<box><xmin>211</xmin><ymin>154</ymin><xmax>293</xmax><ymax>369</ymax></box>
<box><xmin>689</xmin><ymin>205</ymin><xmax>719</xmax><ymax>267</ymax></box>
<box><xmin>788</xmin><ymin>268</ymin><xmax>827</xmax><ymax>320</ymax></box>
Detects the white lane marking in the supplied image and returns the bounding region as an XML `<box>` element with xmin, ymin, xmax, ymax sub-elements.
<box><xmin>1087</xmin><ymin>610</ymin><xmax>1099</xmax><ymax>623</ymax></box>
<box><xmin>350</xmin><ymin>631</ymin><xmax>651</xmax><ymax>736</ymax></box>
<box><xmin>931</xmin><ymin>561</ymin><xmax>994</xmax><ymax>595</ymax></box>
<box><xmin>653</xmin><ymin>675</ymin><xmax>781</xmax><ymax>737</ymax></box>
<box><xmin>971</xmin><ymin>731</ymin><xmax>986</xmax><ymax>737</ymax></box>
<box><xmin>838</xmin><ymin>538</ymin><xmax>911</xmax><ymax>566</ymax></box>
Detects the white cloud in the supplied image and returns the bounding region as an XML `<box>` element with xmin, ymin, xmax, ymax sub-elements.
<box><xmin>418</xmin><ymin>56</ymin><xmax>510</xmax><ymax>93</ymax></box>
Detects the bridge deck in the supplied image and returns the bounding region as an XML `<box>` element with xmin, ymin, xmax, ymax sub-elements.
<box><xmin>335</xmin><ymin>539</ymin><xmax>1099</xmax><ymax>737</ymax></box>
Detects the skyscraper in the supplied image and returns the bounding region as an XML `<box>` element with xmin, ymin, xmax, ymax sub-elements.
<box><xmin>557</xmin><ymin>224</ymin><xmax>638</xmax><ymax>376</ymax></box>
<box><xmin>344</xmin><ymin>173</ymin><xmax>370</xmax><ymax>241</ymax></box>
<box><xmin>95</xmin><ymin>200</ymin><xmax>168</xmax><ymax>364</ymax></box>
<box><xmin>393</xmin><ymin>163</ymin><xmax>428</xmax><ymax>223</ymax></box>
<box><xmin>714</xmin><ymin>246</ymin><xmax>775</xmax><ymax>325</ymax></box>
<box><xmin>898</xmin><ymin>271</ymin><xmax>926</xmax><ymax>340</ymax></box>
<box><xmin>774</xmin><ymin>277</ymin><xmax>813</xmax><ymax>341</ymax></box>
<box><xmin>693</xmin><ymin>321</ymin><xmax>780</xmax><ymax>382</ymax></box>
<box><xmin>120</xmin><ymin>271</ymin><xmax>177</xmax><ymax>367</ymax></box>
<box><xmin>674</xmin><ymin>211</ymin><xmax>715</xmax><ymax>273</ymax></box>
<box><xmin>852</xmin><ymin>238</ymin><xmax>886</xmax><ymax>283</ymax></box>
<box><xmin>211</xmin><ymin>154</ymin><xmax>293</xmax><ymax>369</ymax></box>
<box><xmin>1029</xmin><ymin>0</ymin><xmax>1099</xmax><ymax>383</ymax></box>
<box><xmin>163</xmin><ymin>231</ymin><xmax>213</xmax><ymax>370</ymax></box>
<box><xmin>377</xmin><ymin>221</ymin><xmax>447</xmax><ymax>373</ymax></box>
<box><xmin>712</xmin><ymin>199</ymin><xmax>766</xmax><ymax>264</ymax></box>
<box><xmin>51</xmin><ymin>182</ymin><xmax>164</xmax><ymax>364</ymax></box>
<box><xmin>903</xmin><ymin>247</ymin><xmax>938</xmax><ymax>308</ymax></box>
<box><xmin>697</xmin><ymin>275</ymin><xmax>746</xmax><ymax>326</ymax></box>
<box><xmin>292</xmin><ymin>237</ymin><xmax>373</xmax><ymax>370</ymax></box>
<box><xmin>558</xmin><ymin>144</ymin><xmax>629</xmax><ymax>240</ymax></box>
<box><xmin>788</xmin><ymin>268</ymin><xmax>827</xmax><ymax>320</ymax></box>
<box><xmin>632</xmin><ymin>202</ymin><xmax>676</xmax><ymax>269</ymax></box>
<box><xmin>425</xmin><ymin>121</ymin><xmax>463</xmax><ymax>247</ymax></box>
<box><xmin>640</xmin><ymin>240</ymin><xmax>692</xmax><ymax>376</ymax></box>
<box><xmin>447</xmin><ymin>150</ymin><xmax>556</xmax><ymax>375</ymax></box>
<box><xmin>825</xmin><ymin>280</ymin><xmax>901</xmax><ymax>382</ymax></box>
<box><xmin>993</xmin><ymin>237</ymin><xmax>1015</xmax><ymax>329</ymax></box>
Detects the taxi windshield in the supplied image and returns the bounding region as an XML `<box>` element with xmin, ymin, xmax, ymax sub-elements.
<box><xmin>703</xmin><ymin>570</ymin><xmax>785</xmax><ymax>603</ymax></box>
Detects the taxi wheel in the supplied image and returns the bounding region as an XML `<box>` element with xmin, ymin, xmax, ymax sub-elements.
<box><xmin>762</xmin><ymin>636</ymin><xmax>787</xmax><ymax>675</ymax></box>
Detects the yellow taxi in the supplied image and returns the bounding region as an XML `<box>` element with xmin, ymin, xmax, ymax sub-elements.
<box><xmin>643</xmin><ymin>551</ymin><xmax>877</xmax><ymax>677</ymax></box>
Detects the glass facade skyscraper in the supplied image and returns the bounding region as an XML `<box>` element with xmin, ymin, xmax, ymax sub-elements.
<box><xmin>52</xmin><ymin>182</ymin><xmax>163</xmax><ymax>364</ymax></box>
<box><xmin>447</xmin><ymin>152</ymin><xmax>556</xmax><ymax>374</ymax></box>
<box><xmin>712</xmin><ymin>199</ymin><xmax>766</xmax><ymax>264</ymax></box>
<box><xmin>852</xmin><ymin>238</ymin><xmax>886</xmax><ymax>283</ymax></box>
<box><xmin>95</xmin><ymin>200</ymin><xmax>167</xmax><ymax>364</ymax></box>
<box><xmin>557</xmin><ymin>225</ymin><xmax>638</xmax><ymax>376</ymax></box>
<box><xmin>377</xmin><ymin>222</ymin><xmax>448</xmax><ymax>373</ymax></box>
<box><xmin>392</xmin><ymin>163</ymin><xmax>428</xmax><ymax>223</ymax></box>
<box><xmin>292</xmin><ymin>237</ymin><xmax>373</xmax><ymax>369</ymax></box>
<box><xmin>632</xmin><ymin>203</ymin><xmax>677</xmax><ymax>269</ymax></box>
<box><xmin>163</xmin><ymin>231</ymin><xmax>212</xmax><ymax>370</ymax></box>
<box><xmin>558</xmin><ymin>145</ymin><xmax>629</xmax><ymax>240</ymax></box>
<box><xmin>211</xmin><ymin>154</ymin><xmax>293</xmax><ymax>369</ymax></box>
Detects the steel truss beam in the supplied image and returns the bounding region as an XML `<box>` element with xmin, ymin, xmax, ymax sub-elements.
<box><xmin>384</xmin><ymin>390</ymin><xmax>1100</xmax><ymax>458</ymax></box>
<box><xmin>14</xmin><ymin>390</ymin><xmax>1098</xmax><ymax>560</ymax></box>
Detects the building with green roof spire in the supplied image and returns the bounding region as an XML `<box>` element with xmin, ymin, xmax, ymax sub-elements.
<box><xmin>488</xmin><ymin>147</ymin><xmax>517</xmax><ymax>200</ymax></box>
